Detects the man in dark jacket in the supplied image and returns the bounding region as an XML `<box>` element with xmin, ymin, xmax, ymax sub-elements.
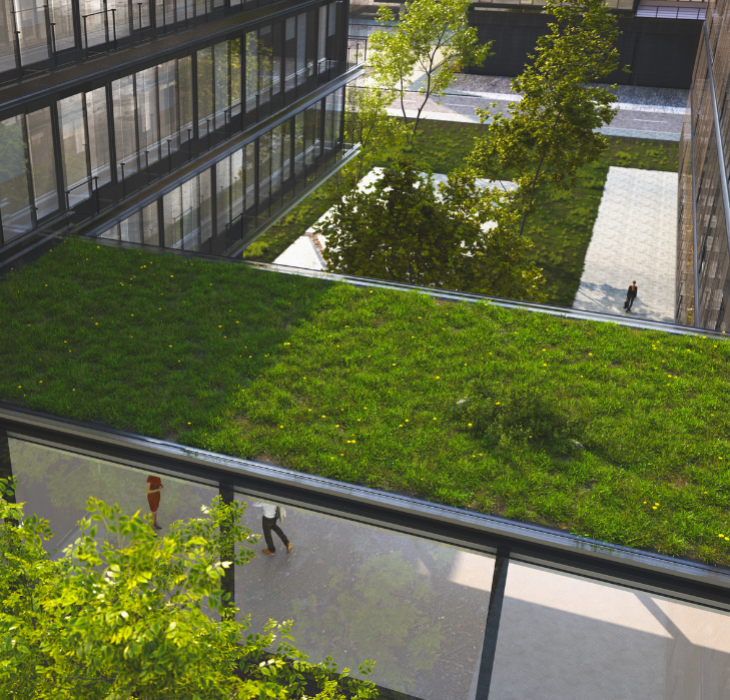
<box><xmin>625</xmin><ymin>281</ymin><xmax>638</xmax><ymax>311</ymax></box>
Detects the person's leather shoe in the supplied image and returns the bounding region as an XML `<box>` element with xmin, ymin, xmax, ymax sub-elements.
<box><xmin>262</xmin><ymin>549</ymin><xmax>275</xmax><ymax>555</ymax></box>
<box><xmin>286</xmin><ymin>542</ymin><xmax>293</xmax><ymax>553</ymax></box>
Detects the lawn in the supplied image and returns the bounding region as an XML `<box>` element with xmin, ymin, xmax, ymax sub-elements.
<box><xmin>3</xmin><ymin>237</ymin><xmax>730</xmax><ymax>566</ymax></box>
<box><xmin>243</xmin><ymin>120</ymin><xmax>679</xmax><ymax>307</ymax></box>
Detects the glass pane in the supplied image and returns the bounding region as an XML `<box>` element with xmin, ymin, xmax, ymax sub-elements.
<box><xmin>245</xmin><ymin>141</ymin><xmax>255</xmax><ymax>211</ymax></box>
<box><xmin>231</xmin><ymin>148</ymin><xmax>243</xmax><ymax>223</ymax></box>
<box><xmin>318</xmin><ymin>5</ymin><xmax>326</xmax><ymax>75</ymax></box>
<box><xmin>230</xmin><ymin>38</ymin><xmax>241</xmax><ymax>117</ymax></box>
<box><xmin>16</xmin><ymin>0</ymin><xmax>49</xmax><ymax>65</ymax></box>
<box><xmin>99</xmin><ymin>222</ymin><xmax>120</xmax><ymax>239</ymax></box>
<box><xmin>109</xmin><ymin>0</ymin><xmax>131</xmax><ymax>40</ymax></box>
<box><xmin>216</xmin><ymin>155</ymin><xmax>231</xmax><ymax>233</ymax></box>
<box><xmin>270</xmin><ymin>124</ymin><xmax>282</xmax><ymax>199</ymax></box>
<box><xmin>180</xmin><ymin>175</ymin><xmax>198</xmax><ymax>250</ymax></box>
<box><xmin>58</xmin><ymin>93</ymin><xmax>90</xmax><ymax>207</ymax></box>
<box><xmin>86</xmin><ymin>87</ymin><xmax>111</xmax><ymax>188</ymax></box>
<box><xmin>80</xmin><ymin>0</ymin><xmax>108</xmax><ymax>49</ymax></box>
<box><xmin>178</xmin><ymin>56</ymin><xmax>194</xmax><ymax>143</ymax></box>
<box><xmin>296</xmin><ymin>14</ymin><xmax>306</xmax><ymax>86</ymax></box>
<box><xmin>49</xmin><ymin>0</ymin><xmax>75</xmax><ymax>52</ymax></box>
<box><xmin>26</xmin><ymin>107</ymin><xmax>58</xmax><ymax>219</ymax></box>
<box><xmin>245</xmin><ymin>31</ymin><xmax>258</xmax><ymax>112</ymax></box>
<box><xmin>131</xmin><ymin>0</ymin><xmax>150</xmax><ymax>30</ymax></box>
<box><xmin>112</xmin><ymin>76</ymin><xmax>138</xmax><ymax>179</ymax></box>
<box><xmin>136</xmin><ymin>67</ymin><xmax>160</xmax><ymax>166</ymax></box>
<box><xmin>235</xmin><ymin>496</ymin><xmax>493</xmax><ymax>699</ymax></box>
<box><xmin>0</xmin><ymin>115</ymin><xmax>33</xmax><ymax>240</ymax></box>
<box><xmin>258</xmin><ymin>131</ymin><xmax>271</xmax><ymax>207</ymax></box>
<box><xmin>163</xmin><ymin>187</ymin><xmax>182</xmax><ymax>248</ymax></box>
<box><xmin>214</xmin><ymin>40</ymin><xmax>229</xmax><ymax>130</ymax></box>
<box><xmin>158</xmin><ymin>60</ymin><xmax>179</xmax><ymax>155</ymax></box>
<box><xmin>258</xmin><ymin>25</ymin><xmax>273</xmax><ymax>106</ymax></box>
<box><xmin>281</xmin><ymin>118</ymin><xmax>291</xmax><ymax>186</ymax></box>
<box><xmin>8</xmin><ymin>438</ymin><xmax>218</xmax><ymax>560</ymax></box>
<box><xmin>120</xmin><ymin>209</ymin><xmax>142</xmax><ymax>243</ymax></box>
<box><xmin>0</xmin><ymin>0</ymin><xmax>17</xmax><ymax>73</ymax></box>
<box><xmin>197</xmin><ymin>47</ymin><xmax>213</xmax><ymax>137</ymax></box>
<box><xmin>293</xmin><ymin>110</ymin><xmax>305</xmax><ymax>179</ymax></box>
<box><xmin>284</xmin><ymin>17</ymin><xmax>295</xmax><ymax>92</ymax></box>
<box><xmin>199</xmin><ymin>168</ymin><xmax>212</xmax><ymax>246</ymax></box>
<box><xmin>142</xmin><ymin>202</ymin><xmax>158</xmax><ymax>245</ymax></box>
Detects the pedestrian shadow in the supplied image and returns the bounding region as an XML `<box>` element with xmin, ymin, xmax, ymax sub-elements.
<box><xmin>573</xmin><ymin>281</ymin><xmax>663</xmax><ymax>321</ymax></box>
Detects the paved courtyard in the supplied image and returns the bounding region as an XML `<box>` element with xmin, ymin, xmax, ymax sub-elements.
<box><xmin>572</xmin><ymin>166</ymin><xmax>678</xmax><ymax>323</ymax></box>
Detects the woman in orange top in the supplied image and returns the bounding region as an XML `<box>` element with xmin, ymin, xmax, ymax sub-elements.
<box><xmin>146</xmin><ymin>475</ymin><xmax>164</xmax><ymax>530</ymax></box>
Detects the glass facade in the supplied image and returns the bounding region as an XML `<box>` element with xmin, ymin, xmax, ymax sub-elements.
<box><xmin>0</xmin><ymin>0</ymin><xmax>346</xmax><ymax>249</ymax></box>
<box><xmin>4</xmin><ymin>419</ymin><xmax>730</xmax><ymax>699</ymax></box>
<box><xmin>97</xmin><ymin>89</ymin><xmax>345</xmax><ymax>254</ymax></box>
<box><xmin>677</xmin><ymin>0</ymin><xmax>730</xmax><ymax>330</ymax></box>
<box><xmin>0</xmin><ymin>0</ymin><xmax>287</xmax><ymax>82</ymax></box>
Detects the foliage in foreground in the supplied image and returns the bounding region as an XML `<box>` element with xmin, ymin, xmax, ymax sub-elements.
<box><xmin>313</xmin><ymin>158</ymin><xmax>545</xmax><ymax>301</ymax></box>
<box><xmin>0</xmin><ymin>477</ymin><xmax>376</xmax><ymax>700</ymax></box>
<box><xmin>4</xmin><ymin>239</ymin><xmax>730</xmax><ymax>566</ymax></box>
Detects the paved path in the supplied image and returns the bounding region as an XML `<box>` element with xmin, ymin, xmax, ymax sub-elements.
<box><xmin>353</xmin><ymin>72</ymin><xmax>688</xmax><ymax>141</ymax></box>
<box><xmin>573</xmin><ymin>166</ymin><xmax>678</xmax><ymax>323</ymax></box>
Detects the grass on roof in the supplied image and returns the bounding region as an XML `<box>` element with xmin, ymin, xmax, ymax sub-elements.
<box><xmin>243</xmin><ymin>120</ymin><xmax>679</xmax><ymax>307</ymax></box>
<box><xmin>2</xmin><ymin>237</ymin><xmax>730</xmax><ymax>566</ymax></box>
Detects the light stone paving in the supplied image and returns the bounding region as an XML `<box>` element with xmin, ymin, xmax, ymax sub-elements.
<box><xmin>489</xmin><ymin>562</ymin><xmax>730</xmax><ymax>700</ymax></box>
<box><xmin>572</xmin><ymin>166</ymin><xmax>678</xmax><ymax>323</ymax></box>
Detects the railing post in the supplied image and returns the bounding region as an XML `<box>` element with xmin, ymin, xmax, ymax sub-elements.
<box><xmin>120</xmin><ymin>161</ymin><xmax>125</xmax><ymax>196</ymax></box>
<box><xmin>83</xmin><ymin>15</ymin><xmax>88</xmax><ymax>56</ymax></box>
<box><xmin>111</xmin><ymin>8</ymin><xmax>116</xmax><ymax>50</ymax></box>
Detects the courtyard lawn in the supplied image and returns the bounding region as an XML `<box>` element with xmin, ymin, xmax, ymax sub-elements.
<box><xmin>2</xmin><ymin>237</ymin><xmax>730</xmax><ymax>566</ymax></box>
<box><xmin>243</xmin><ymin>120</ymin><xmax>679</xmax><ymax>307</ymax></box>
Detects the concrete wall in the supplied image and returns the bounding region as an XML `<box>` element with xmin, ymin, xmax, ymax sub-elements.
<box><xmin>466</xmin><ymin>10</ymin><xmax>702</xmax><ymax>89</ymax></box>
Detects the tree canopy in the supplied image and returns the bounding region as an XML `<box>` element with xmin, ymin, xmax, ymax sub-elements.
<box><xmin>314</xmin><ymin>159</ymin><xmax>544</xmax><ymax>301</ymax></box>
<box><xmin>0</xmin><ymin>477</ymin><xmax>376</xmax><ymax>700</ymax></box>
<box><xmin>469</xmin><ymin>0</ymin><xmax>621</xmax><ymax>235</ymax></box>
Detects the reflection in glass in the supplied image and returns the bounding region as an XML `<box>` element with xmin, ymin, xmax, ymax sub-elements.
<box><xmin>59</xmin><ymin>93</ymin><xmax>90</xmax><ymax>207</ymax></box>
<box><xmin>113</xmin><ymin>75</ymin><xmax>138</xmax><ymax>179</ymax></box>
<box><xmin>197</xmin><ymin>46</ymin><xmax>213</xmax><ymax>137</ymax></box>
<box><xmin>0</xmin><ymin>115</ymin><xmax>34</xmax><ymax>240</ymax></box>
<box><xmin>8</xmin><ymin>438</ymin><xmax>218</xmax><ymax>558</ymax></box>
<box><xmin>16</xmin><ymin>0</ymin><xmax>49</xmax><ymax>65</ymax></box>
<box><xmin>26</xmin><ymin>107</ymin><xmax>59</xmax><ymax>219</ymax></box>
<box><xmin>235</xmin><ymin>497</ymin><xmax>493</xmax><ymax>700</ymax></box>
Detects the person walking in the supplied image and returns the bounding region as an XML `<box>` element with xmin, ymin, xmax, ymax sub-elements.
<box><xmin>253</xmin><ymin>501</ymin><xmax>292</xmax><ymax>555</ymax></box>
<box><xmin>146</xmin><ymin>475</ymin><xmax>164</xmax><ymax>530</ymax></box>
<box><xmin>625</xmin><ymin>281</ymin><xmax>638</xmax><ymax>312</ymax></box>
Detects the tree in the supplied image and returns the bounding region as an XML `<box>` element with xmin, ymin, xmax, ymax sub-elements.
<box><xmin>367</xmin><ymin>0</ymin><xmax>491</xmax><ymax>147</ymax></box>
<box><xmin>313</xmin><ymin>158</ymin><xmax>545</xmax><ymax>301</ymax></box>
<box><xmin>469</xmin><ymin>0</ymin><xmax>621</xmax><ymax>236</ymax></box>
<box><xmin>333</xmin><ymin>87</ymin><xmax>407</xmax><ymax>196</ymax></box>
<box><xmin>0</xmin><ymin>477</ymin><xmax>377</xmax><ymax>700</ymax></box>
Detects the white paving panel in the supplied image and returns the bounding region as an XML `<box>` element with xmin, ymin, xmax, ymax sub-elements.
<box><xmin>573</xmin><ymin>166</ymin><xmax>678</xmax><ymax>322</ymax></box>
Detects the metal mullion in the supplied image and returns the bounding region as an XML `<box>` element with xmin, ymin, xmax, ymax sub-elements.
<box><xmin>475</xmin><ymin>554</ymin><xmax>510</xmax><ymax>700</ymax></box>
<box><xmin>10</xmin><ymin>0</ymin><xmax>22</xmax><ymax>74</ymax></box>
<box><xmin>690</xmin><ymin>82</ymin><xmax>700</xmax><ymax>328</ymax></box>
<box><xmin>704</xmin><ymin>23</ymin><xmax>730</xmax><ymax>298</ymax></box>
